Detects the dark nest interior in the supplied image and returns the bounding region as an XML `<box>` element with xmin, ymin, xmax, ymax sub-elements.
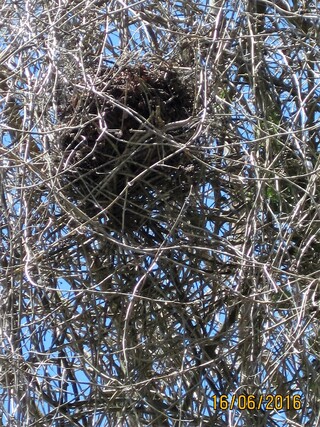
<box><xmin>57</xmin><ymin>64</ymin><xmax>205</xmax><ymax>241</ymax></box>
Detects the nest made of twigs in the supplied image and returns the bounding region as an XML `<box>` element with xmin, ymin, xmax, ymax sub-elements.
<box><xmin>57</xmin><ymin>64</ymin><xmax>203</xmax><ymax>235</ymax></box>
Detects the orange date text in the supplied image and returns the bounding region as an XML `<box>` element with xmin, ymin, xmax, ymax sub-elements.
<box><xmin>212</xmin><ymin>394</ymin><xmax>301</xmax><ymax>411</ymax></box>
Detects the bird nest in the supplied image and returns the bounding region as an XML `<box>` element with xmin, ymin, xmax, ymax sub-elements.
<box><xmin>57</xmin><ymin>65</ymin><xmax>204</xmax><ymax>235</ymax></box>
